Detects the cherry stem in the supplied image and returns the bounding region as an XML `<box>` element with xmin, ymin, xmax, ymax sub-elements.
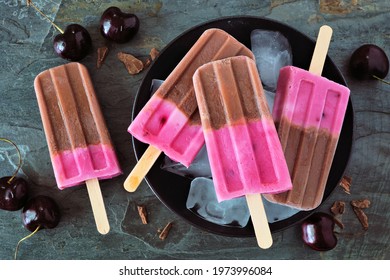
<box><xmin>14</xmin><ymin>225</ymin><xmax>41</xmax><ymax>260</ymax></box>
<box><xmin>372</xmin><ymin>75</ymin><xmax>390</xmax><ymax>85</ymax></box>
<box><xmin>0</xmin><ymin>138</ymin><xmax>22</xmax><ymax>184</ymax></box>
<box><xmin>27</xmin><ymin>0</ymin><xmax>64</xmax><ymax>34</ymax></box>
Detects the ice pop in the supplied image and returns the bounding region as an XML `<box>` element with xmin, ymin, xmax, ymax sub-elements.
<box><xmin>193</xmin><ymin>56</ymin><xmax>292</xmax><ymax>248</ymax></box>
<box><xmin>263</xmin><ymin>26</ymin><xmax>350</xmax><ymax>210</ymax></box>
<box><xmin>34</xmin><ymin>62</ymin><xmax>122</xmax><ymax>234</ymax></box>
<box><xmin>125</xmin><ymin>28</ymin><xmax>254</xmax><ymax>192</ymax></box>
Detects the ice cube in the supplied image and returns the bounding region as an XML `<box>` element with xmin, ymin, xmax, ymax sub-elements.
<box><xmin>161</xmin><ymin>145</ymin><xmax>212</xmax><ymax>179</ymax></box>
<box><xmin>250</xmin><ymin>29</ymin><xmax>293</xmax><ymax>91</ymax></box>
<box><xmin>149</xmin><ymin>79</ymin><xmax>164</xmax><ymax>96</ymax></box>
<box><xmin>186</xmin><ymin>177</ymin><xmax>250</xmax><ymax>227</ymax></box>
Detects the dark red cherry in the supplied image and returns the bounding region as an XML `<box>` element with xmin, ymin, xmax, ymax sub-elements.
<box><xmin>22</xmin><ymin>195</ymin><xmax>60</xmax><ymax>232</ymax></box>
<box><xmin>349</xmin><ymin>44</ymin><xmax>389</xmax><ymax>80</ymax></box>
<box><xmin>53</xmin><ymin>24</ymin><xmax>92</xmax><ymax>61</ymax></box>
<box><xmin>301</xmin><ymin>212</ymin><xmax>337</xmax><ymax>251</ymax></box>
<box><xmin>100</xmin><ymin>6</ymin><xmax>140</xmax><ymax>43</ymax></box>
<box><xmin>0</xmin><ymin>176</ymin><xmax>28</xmax><ymax>211</ymax></box>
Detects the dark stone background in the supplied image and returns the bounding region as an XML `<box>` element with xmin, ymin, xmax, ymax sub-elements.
<box><xmin>0</xmin><ymin>0</ymin><xmax>389</xmax><ymax>259</ymax></box>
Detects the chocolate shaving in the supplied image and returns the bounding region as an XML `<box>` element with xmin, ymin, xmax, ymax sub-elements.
<box><xmin>351</xmin><ymin>199</ymin><xmax>370</xmax><ymax>230</ymax></box>
<box><xmin>150</xmin><ymin>48</ymin><xmax>159</xmax><ymax>61</ymax></box>
<box><xmin>330</xmin><ymin>201</ymin><xmax>345</xmax><ymax>215</ymax></box>
<box><xmin>330</xmin><ymin>201</ymin><xmax>346</xmax><ymax>230</ymax></box>
<box><xmin>339</xmin><ymin>175</ymin><xmax>352</xmax><ymax>194</ymax></box>
<box><xmin>143</xmin><ymin>58</ymin><xmax>151</xmax><ymax>68</ymax></box>
<box><xmin>333</xmin><ymin>216</ymin><xmax>345</xmax><ymax>230</ymax></box>
<box><xmin>142</xmin><ymin>48</ymin><xmax>159</xmax><ymax>69</ymax></box>
<box><xmin>97</xmin><ymin>47</ymin><xmax>109</xmax><ymax>69</ymax></box>
<box><xmin>117</xmin><ymin>52</ymin><xmax>144</xmax><ymax>75</ymax></box>
<box><xmin>351</xmin><ymin>199</ymin><xmax>370</xmax><ymax>209</ymax></box>
<box><xmin>159</xmin><ymin>222</ymin><xmax>173</xmax><ymax>240</ymax></box>
<box><xmin>352</xmin><ymin>207</ymin><xmax>369</xmax><ymax>230</ymax></box>
<box><xmin>137</xmin><ymin>205</ymin><xmax>148</xmax><ymax>224</ymax></box>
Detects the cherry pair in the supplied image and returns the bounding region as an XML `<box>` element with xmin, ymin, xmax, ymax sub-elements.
<box><xmin>0</xmin><ymin>138</ymin><xmax>60</xmax><ymax>232</ymax></box>
<box><xmin>28</xmin><ymin>2</ymin><xmax>139</xmax><ymax>61</ymax></box>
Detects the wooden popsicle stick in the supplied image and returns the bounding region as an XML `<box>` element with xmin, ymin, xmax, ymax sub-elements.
<box><xmin>86</xmin><ymin>178</ymin><xmax>110</xmax><ymax>235</ymax></box>
<box><xmin>123</xmin><ymin>145</ymin><xmax>162</xmax><ymax>192</ymax></box>
<box><xmin>246</xmin><ymin>193</ymin><xmax>273</xmax><ymax>249</ymax></box>
<box><xmin>308</xmin><ymin>25</ymin><xmax>333</xmax><ymax>76</ymax></box>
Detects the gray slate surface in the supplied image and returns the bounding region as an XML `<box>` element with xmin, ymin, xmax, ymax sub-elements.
<box><xmin>0</xmin><ymin>0</ymin><xmax>389</xmax><ymax>259</ymax></box>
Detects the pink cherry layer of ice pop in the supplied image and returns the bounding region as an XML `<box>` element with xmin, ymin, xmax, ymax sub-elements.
<box><xmin>128</xmin><ymin>96</ymin><xmax>203</xmax><ymax>167</ymax></box>
<box><xmin>205</xmin><ymin>120</ymin><xmax>292</xmax><ymax>201</ymax></box>
<box><xmin>128</xmin><ymin>28</ymin><xmax>254</xmax><ymax>167</ymax></box>
<box><xmin>52</xmin><ymin>144</ymin><xmax>121</xmax><ymax>190</ymax></box>
<box><xmin>273</xmin><ymin>66</ymin><xmax>349</xmax><ymax>135</ymax></box>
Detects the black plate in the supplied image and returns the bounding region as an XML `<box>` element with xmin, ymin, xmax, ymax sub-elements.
<box><xmin>131</xmin><ymin>16</ymin><xmax>354</xmax><ymax>237</ymax></box>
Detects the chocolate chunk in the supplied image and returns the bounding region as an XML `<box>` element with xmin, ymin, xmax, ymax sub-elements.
<box><xmin>352</xmin><ymin>207</ymin><xmax>369</xmax><ymax>230</ymax></box>
<box><xmin>117</xmin><ymin>52</ymin><xmax>144</xmax><ymax>75</ymax></box>
<box><xmin>351</xmin><ymin>199</ymin><xmax>370</xmax><ymax>209</ymax></box>
<box><xmin>137</xmin><ymin>205</ymin><xmax>148</xmax><ymax>224</ymax></box>
<box><xmin>143</xmin><ymin>57</ymin><xmax>151</xmax><ymax>68</ymax></box>
<box><xmin>159</xmin><ymin>222</ymin><xmax>173</xmax><ymax>240</ymax></box>
<box><xmin>351</xmin><ymin>199</ymin><xmax>370</xmax><ymax>230</ymax></box>
<box><xmin>339</xmin><ymin>175</ymin><xmax>352</xmax><ymax>194</ymax></box>
<box><xmin>330</xmin><ymin>201</ymin><xmax>345</xmax><ymax>231</ymax></box>
<box><xmin>333</xmin><ymin>216</ymin><xmax>345</xmax><ymax>230</ymax></box>
<box><xmin>97</xmin><ymin>47</ymin><xmax>109</xmax><ymax>69</ymax></box>
<box><xmin>150</xmin><ymin>47</ymin><xmax>159</xmax><ymax>61</ymax></box>
<box><xmin>330</xmin><ymin>200</ymin><xmax>345</xmax><ymax>215</ymax></box>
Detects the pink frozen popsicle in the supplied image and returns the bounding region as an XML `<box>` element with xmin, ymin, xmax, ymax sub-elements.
<box><xmin>34</xmin><ymin>62</ymin><xmax>122</xmax><ymax>234</ymax></box>
<box><xmin>193</xmin><ymin>56</ymin><xmax>292</xmax><ymax>248</ymax></box>
<box><xmin>264</xmin><ymin>26</ymin><xmax>350</xmax><ymax>210</ymax></box>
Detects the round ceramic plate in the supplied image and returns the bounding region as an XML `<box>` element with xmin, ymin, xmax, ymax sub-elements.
<box><xmin>131</xmin><ymin>16</ymin><xmax>354</xmax><ymax>237</ymax></box>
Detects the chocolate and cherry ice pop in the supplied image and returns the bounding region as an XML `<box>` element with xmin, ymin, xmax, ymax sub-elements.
<box><xmin>264</xmin><ymin>26</ymin><xmax>350</xmax><ymax>210</ymax></box>
<box><xmin>193</xmin><ymin>56</ymin><xmax>292</xmax><ymax>248</ymax></box>
<box><xmin>125</xmin><ymin>28</ymin><xmax>254</xmax><ymax>192</ymax></box>
<box><xmin>34</xmin><ymin>62</ymin><xmax>122</xmax><ymax>234</ymax></box>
